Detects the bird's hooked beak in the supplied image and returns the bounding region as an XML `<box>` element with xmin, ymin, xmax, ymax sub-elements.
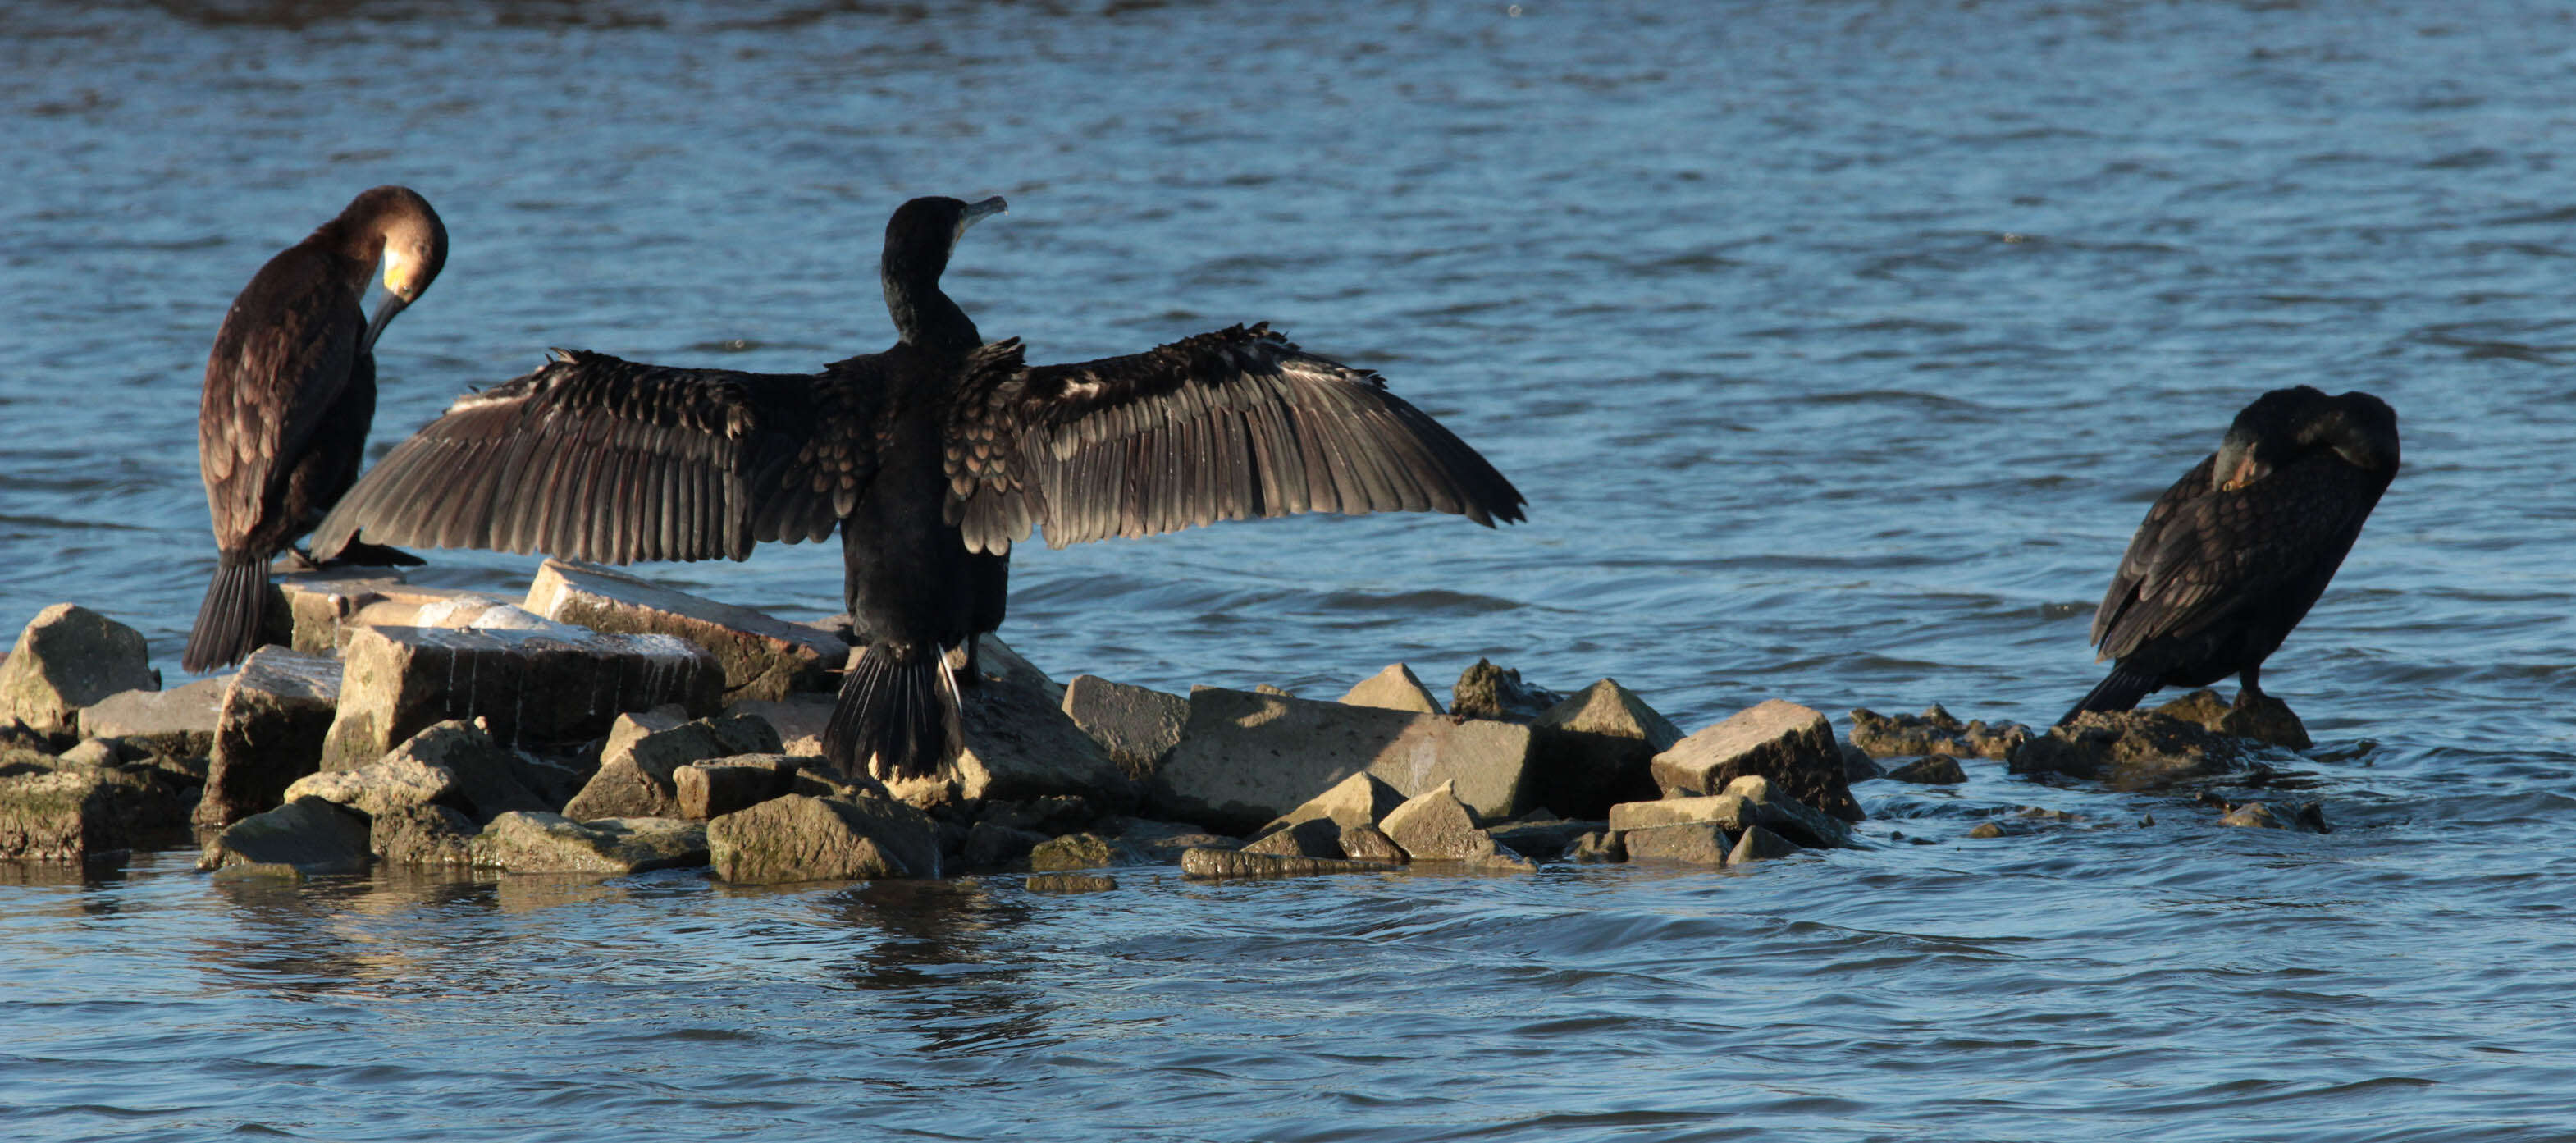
<box><xmin>362</xmin><ymin>293</ymin><xmax>409</xmax><ymax>354</ymax></box>
<box><xmin>959</xmin><ymin>196</ymin><xmax>1007</xmax><ymax>242</ymax></box>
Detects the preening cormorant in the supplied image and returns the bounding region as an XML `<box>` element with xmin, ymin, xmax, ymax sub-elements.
<box><xmin>183</xmin><ymin>185</ymin><xmax>448</xmax><ymax>673</ymax></box>
<box><xmin>2059</xmin><ymin>386</ymin><xmax>2399</xmax><ymax>725</ymax></box>
<box><xmin>313</xmin><ymin>196</ymin><xmax>1526</xmax><ymax>779</ymax></box>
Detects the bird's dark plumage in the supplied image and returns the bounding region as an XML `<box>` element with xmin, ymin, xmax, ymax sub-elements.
<box><xmin>184</xmin><ymin>185</ymin><xmax>446</xmax><ymax>673</ymax></box>
<box><xmin>2059</xmin><ymin>386</ymin><xmax>2399</xmax><ymax>725</ymax></box>
<box><xmin>315</xmin><ymin>196</ymin><xmax>1525</xmax><ymax>780</ymax></box>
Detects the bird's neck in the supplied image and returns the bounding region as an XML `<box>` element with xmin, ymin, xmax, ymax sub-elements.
<box><xmin>884</xmin><ymin>268</ymin><xmax>981</xmax><ymax>354</ymax></box>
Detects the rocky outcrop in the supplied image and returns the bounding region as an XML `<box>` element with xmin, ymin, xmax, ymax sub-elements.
<box><xmin>1338</xmin><ymin>822</ymin><xmax>1407</xmax><ymax>862</ymax></box>
<box><xmin>2152</xmin><ymin>689</ymin><xmax>2311</xmax><ymax>751</ymax></box>
<box><xmin>1487</xmin><ymin>817</ymin><xmax>1602</xmax><ymax>862</ymax></box>
<box><xmin>1340</xmin><ymin>663</ymin><xmax>1443</xmax><ymax>714</ymax></box>
<box><xmin>78</xmin><ymin>678</ymin><xmax>226</xmax><ymax>759</ymax></box>
<box><xmin>197</xmin><ymin>647</ymin><xmax>342</xmax><ymax>830</ymax></box>
<box><xmin>1103</xmin><ymin>817</ymin><xmax>1240</xmax><ymax>864</ymax></box>
<box><xmin>1848</xmin><ymin>704</ymin><xmax>2029</xmax><ymax>760</ymax></box>
<box><xmin>2007</xmin><ymin>710</ymin><xmax>2247</xmax><ymax>789</ymax></box>
<box><xmin>1650</xmin><ymin>700</ymin><xmax>1863</xmax><ymax>822</ymax></box>
<box><xmin>2217</xmin><ymin>799</ymin><xmax>2329</xmax><ymax>833</ymax></box>
<box><xmin>199</xmin><ymin>796</ymin><xmax>372</xmax><ymax>876</ymax></box>
<box><xmin>1378</xmin><ymin>781</ymin><xmax>1489</xmax><ymax>861</ymax></box>
<box><xmin>562</xmin><ymin>712</ymin><xmax>781</xmax><ymax>820</ymax></box>
<box><xmin>318</xmin><ymin>622</ymin><xmax>720</xmax><ymax>771</ymax></box>
<box><xmin>1449</xmin><ymin>659</ymin><xmax>1563</xmax><ymax>722</ymax></box>
<box><xmin>1061</xmin><ymin>675</ymin><xmax>1188</xmax><ymax>782</ymax></box>
<box><xmin>0</xmin><ymin>604</ymin><xmax>155</xmax><ymax>736</ymax></box>
<box><xmin>706</xmin><ymin>794</ymin><xmax>941</xmax><ymax>883</ymax></box>
<box><xmin>1151</xmin><ymin>687</ymin><xmax>1541</xmax><ymax>834</ymax></box>
<box><xmin>1528</xmin><ymin>678</ymin><xmax>1680</xmax><ymax>819</ymax></box>
<box><xmin>468</xmin><ymin>812</ymin><xmax>709</xmax><ymax>874</ymax></box>
<box><xmin>0</xmin><ymin>760</ymin><xmax>185</xmax><ymax>860</ymax></box>
<box><xmin>524</xmin><ymin>560</ymin><xmax>850</xmax><ymax>702</ymax></box>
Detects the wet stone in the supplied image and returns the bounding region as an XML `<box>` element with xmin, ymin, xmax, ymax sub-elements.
<box><xmin>961</xmin><ymin>821</ymin><xmax>1049</xmax><ymax>871</ymax></box>
<box><xmin>2154</xmin><ymin>688</ymin><xmax>2312</xmax><ymax>752</ymax></box>
<box><xmin>78</xmin><ymin>678</ymin><xmax>226</xmax><ymax>759</ymax></box>
<box><xmin>1487</xmin><ymin>817</ymin><xmax>1604</xmax><ymax>862</ymax></box>
<box><xmin>1885</xmin><ymin>754</ymin><xmax>1968</xmax><ymax>784</ymax></box>
<box><xmin>1026</xmin><ymin>873</ymin><xmax>1119</xmax><ymax>894</ymax></box>
<box><xmin>1061</xmin><ymin>674</ymin><xmax>1189</xmax><ymax>783</ymax></box>
<box><xmin>0</xmin><ymin>604</ymin><xmax>156</xmax><ymax>737</ymax></box>
<box><xmin>708</xmin><ymin>794</ymin><xmax>940</xmax><ymax>883</ymax></box>
<box><xmin>1651</xmin><ymin>699</ymin><xmax>1864</xmax><ymax>823</ymax></box>
<box><xmin>469</xmin><ymin>812</ymin><xmax>709</xmax><ymax>874</ymax></box>
<box><xmin>1619</xmin><ymin>821</ymin><xmax>1732</xmax><ymax>866</ymax></box>
<box><xmin>1243</xmin><ymin>816</ymin><xmax>1345</xmax><ymax>859</ymax></box>
<box><xmin>197</xmin><ymin>647</ymin><xmax>342</xmax><ymax>830</ymax></box>
<box><xmin>1528</xmin><ymin>678</ymin><xmax>1680</xmax><ymax>820</ymax></box>
<box><xmin>1338</xmin><ymin>822</ymin><xmax>1407</xmax><ymax>863</ymax></box>
<box><xmin>0</xmin><ymin>761</ymin><xmax>182</xmax><ymax>861</ymax></box>
<box><xmin>1564</xmin><ymin>830</ymin><xmax>1625</xmax><ymax>863</ymax></box>
<box><xmin>1340</xmin><ymin>663</ymin><xmax>1443</xmax><ymax>715</ymax></box>
<box><xmin>1105</xmin><ymin>816</ymin><xmax>1240</xmax><ymax>865</ymax></box>
<box><xmin>319</xmin><ymin>622</ymin><xmax>721</xmax><ymax>772</ymax></box>
<box><xmin>2009</xmin><ymin>710</ymin><xmax>2248</xmax><ymax>789</ymax></box>
<box><xmin>1848</xmin><ymin>704</ymin><xmax>2030</xmax><ymax>761</ymax></box>
<box><xmin>199</xmin><ymin>796</ymin><xmax>372</xmax><ymax>876</ymax></box>
<box><xmin>525</xmin><ymin>559</ymin><xmax>850</xmax><ymax>702</ymax></box>
<box><xmin>1178</xmin><ymin>848</ymin><xmax>1392</xmax><ymax>880</ymax></box>
<box><xmin>1728</xmin><ymin>824</ymin><xmax>1802</xmax><ymax>863</ymax></box>
<box><xmin>1449</xmin><ymin>658</ymin><xmax>1564</xmax><ymax>723</ymax></box>
<box><xmin>1028</xmin><ymin>832</ymin><xmax>1121</xmax><ymax>872</ymax></box>
<box><xmin>1842</xmin><ymin>742</ymin><xmax>1884</xmax><ymax>783</ymax></box>
<box><xmin>372</xmin><ymin>802</ymin><xmax>475</xmax><ymax>866</ymax></box>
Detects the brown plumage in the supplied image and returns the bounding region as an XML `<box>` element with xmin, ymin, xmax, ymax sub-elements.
<box><xmin>315</xmin><ymin>196</ymin><xmax>1525</xmax><ymax>780</ymax></box>
<box><xmin>2061</xmin><ymin>386</ymin><xmax>2400</xmax><ymax>725</ymax></box>
<box><xmin>184</xmin><ymin>185</ymin><xmax>447</xmax><ymax>673</ymax></box>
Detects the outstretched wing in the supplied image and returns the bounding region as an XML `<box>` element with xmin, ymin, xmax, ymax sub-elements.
<box><xmin>313</xmin><ymin>350</ymin><xmax>883</xmax><ymax>565</ymax></box>
<box><xmin>2089</xmin><ymin>452</ymin><xmax>2382</xmax><ymax>661</ymax></box>
<box><xmin>944</xmin><ymin>323</ymin><xmax>1525</xmax><ymax>554</ymax></box>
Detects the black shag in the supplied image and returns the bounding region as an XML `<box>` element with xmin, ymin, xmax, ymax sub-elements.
<box><xmin>2060</xmin><ymin>386</ymin><xmax>2399</xmax><ymax>725</ymax></box>
<box><xmin>184</xmin><ymin>185</ymin><xmax>447</xmax><ymax>673</ymax></box>
<box><xmin>313</xmin><ymin>196</ymin><xmax>1525</xmax><ymax>778</ymax></box>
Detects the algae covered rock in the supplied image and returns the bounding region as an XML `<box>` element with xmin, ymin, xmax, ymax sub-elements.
<box><xmin>2008</xmin><ymin>710</ymin><xmax>2247</xmax><ymax>789</ymax></box>
<box><xmin>1449</xmin><ymin>658</ymin><xmax>1564</xmax><ymax>723</ymax></box>
<box><xmin>0</xmin><ymin>604</ymin><xmax>156</xmax><ymax>737</ymax></box>
<box><xmin>707</xmin><ymin>794</ymin><xmax>940</xmax><ymax>883</ymax></box>
<box><xmin>1848</xmin><ymin>704</ymin><xmax>2029</xmax><ymax>761</ymax></box>
<box><xmin>469</xmin><ymin>812</ymin><xmax>708</xmax><ymax>874</ymax></box>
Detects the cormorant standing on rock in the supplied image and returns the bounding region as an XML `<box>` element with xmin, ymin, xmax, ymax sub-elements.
<box><xmin>2059</xmin><ymin>386</ymin><xmax>2399</xmax><ymax>725</ymax></box>
<box><xmin>184</xmin><ymin>185</ymin><xmax>447</xmax><ymax>673</ymax></box>
<box><xmin>315</xmin><ymin>196</ymin><xmax>1525</xmax><ymax>780</ymax></box>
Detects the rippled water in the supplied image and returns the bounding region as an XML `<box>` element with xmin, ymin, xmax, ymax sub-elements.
<box><xmin>6</xmin><ymin>2</ymin><xmax>2576</xmax><ymax>1139</ymax></box>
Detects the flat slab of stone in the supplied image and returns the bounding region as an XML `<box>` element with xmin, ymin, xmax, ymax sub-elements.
<box><xmin>1151</xmin><ymin>688</ymin><xmax>1541</xmax><ymax>835</ymax></box>
<box><xmin>1340</xmin><ymin>663</ymin><xmax>1442</xmax><ymax>714</ymax></box>
<box><xmin>1379</xmin><ymin>781</ymin><xmax>1491</xmax><ymax>861</ymax></box>
<box><xmin>320</xmin><ymin>623</ymin><xmax>720</xmax><ymax>771</ymax></box>
<box><xmin>79</xmin><ymin>679</ymin><xmax>226</xmax><ymax>758</ymax></box>
<box><xmin>1620</xmin><ymin>821</ymin><xmax>1733</xmax><ymax>866</ymax></box>
<box><xmin>526</xmin><ymin>559</ymin><xmax>848</xmax><ymax>702</ymax></box>
<box><xmin>1</xmin><ymin>604</ymin><xmax>154</xmax><ymax>736</ymax></box>
<box><xmin>676</xmin><ymin>756</ymin><xmax>798</xmax><ymax>821</ymax></box>
<box><xmin>707</xmin><ymin>794</ymin><xmax>940</xmax><ymax>883</ymax></box>
<box><xmin>1178</xmin><ymin>848</ymin><xmax>1394</xmax><ymax>880</ymax></box>
<box><xmin>1651</xmin><ymin>699</ymin><xmax>1864</xmax><ymax>823</ymax></box>
<box><xmin>1062</xmin><ymin>674</ymin><xmax>1188</xmax><ymax>782</ymax></box>
<box><xmin>879</xmin><ymin>643</ymin><xmax>1130</xmax><ymax>811</ymax></box>
<box><xmin>468</xmin><ymin>812</ymin><xmax>709</xmax><ymax>874</ymax></box>
<box><xmin>273</xmin><ymin>568</ymin><xmax>514</xmax><ymax>654</ymax></box>
<box><xmin>199</xmin><ymin>796</ymin><xmax>372</xmax><ymax>875</ymax></box>
<box><xmin>198</xmin><ymin>647</ymin><xmax>343</xmax><ymax>830</ymax></box>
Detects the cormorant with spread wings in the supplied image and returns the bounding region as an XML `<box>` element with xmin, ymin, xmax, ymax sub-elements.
<box><xmin>315</xmin><ymin>196</ymin><xmax>1525</xmax><ymax>780</ymax></box>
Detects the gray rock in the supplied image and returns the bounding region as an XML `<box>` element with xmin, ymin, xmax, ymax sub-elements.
<box><xmin>1564</xmin><ymin>830</ymin><xmax>1625</xmax><ymax>863</ymax></box>
<box><xmin>1378</xmin><ymin>780</ymin><xmax>1491</xmax><ymax>862</ymax></box>
<box><xmin>1651</xmin><ymin>699</ymin><xmax>1864</xmax><ymax>823</ymax></box>
<box><xmin>1062</xmin><ymin>674</ymin><xmax>1188</xmax><ymax>782</ymax></box>
<box><xmin>0</xmin><ymin>605</ymin><xmax>155</xmax><ymax>736</ymax></box>
<box><xmin>1487</xmin><ymin>817</ymin><xmax>1605</xmax><ymax>862</ymax></box>
<box><xmin>1258</xmin><ymin>770</ymin><xmax>1410</xmax><ymax>835</ymax></box>
<box><xmin>1178</xmin><ymin>848</ymin><xmax>1393</xmax><ymax>880</ymax></box>
<box><xmin>1619</xmin><ymin>821</ymin><xmax>1733</xmax><ymax>865</ymax></box>
<box><xmin>2008</xmin><ymin>710</ymin><xmax>2248</xmax><ymax>789</ymax></box>
<box><xmin>1728</xmin><ymin>824</ymin><xmax>1802</xmax><ymax>863</ymax></box>
<box><xmin>78</xmin><ymin>679</ymin><xmax>226</xmax><ymax>759</ymax></box>
<box><xmin>369</xmin><ymin>719</ymin><xmax>573</xmax><ymax>823</ymax></box>
<box><xmin>1338</xmin><ymin>821</ymin><xmax>1407</xmax><ymax>863</ymax></box>
<box><xmin>1105</xmin><ymin>816</ymin><xmax>1240</xmax><ymax>864</ymax></box>
<box><xmin>1722</xmin><ymin>775</ymin><xmax>1857</xmax><ymax>849</ymax></box>
<box><xmin>1243</xmin><ymin>817</ymin><xmax>1346</xmax><ymax>858</ymax></box>
<box><xmin>675</xmin><ymin>756</ymin><xmax>798</xmax><ymax>821</ymax></box>
<box><xmin>371</xmin><ymin>802</ymin><xmax>475</xmax><ymax>866</ymax></box>
<box><xmin>1848</xmin><ymin>704</ymin><xmax>2030</xmax><ymax>761</ymax></box>
<box><xmin>1029</xmin><ymin>832</ymin><xmax>1123</xmax><ymax>871</ymax></box>
<box><xmin>1026</xmin><ymin>873</ymin><xmax>1119</xmax><ymax>894</ymax></box>
<box><xmin>725</xmin><ymin>693</ymin><xmax>834</xmax><ymax>757</ymax></box>
<box><xmin>961</xmin><ymin>821</ymin><xmax>1049</xmax><ymax>871</ymax></box>
<box><xmin>197</xmin><ymin>647</ymin><xmax>343</xmax><ymax>830</ymax></box>
<box><xmin>1152</xmin><ymin>688</ymin><xmax>1540</xmax><ymax>834</ymax></box>
<box><xmin>1449</xmin><ymin>658</ymin><xmax>1564</xmax><ymax>723</ymax></box>
<box><xmin>57</xmin><ymin>739</ymin><xmax>118</xmax><ymax>769</ymax></box>
<box><xmin>1528</xmin><ymin>678</ymin><xmax>1679</xmax><ymax>819</ymax></box>
<box><xmin>877</xmin><ymin>640</ymin><xmax>1131</xmax><ymax>812</ymax></box>
<box><xmin>524</xmin><ymin>559</ymin><xmax>850</xmax><ymax>702</ymax></box>
<box><xmin>0</xmin><ymin>761</ymin><xmax>181</xmax><ymax>860</ymax></box>
<box><xmin>272</xmin><ymin>569</ymin><xmax>508</xmax><ymax>653</ymax></box>
<box><xmin>199</xmin><ymin>796</ymin><xmax>372</xmax><ymax>875</ymax></box>
<box><xmin>1842</xmin><ymin>742</ymin><xmax>1884</xmax><ymax>783</ymax></box>
<box><xmin>1609</xmin><ymin>793</ymin><xmax>1754</xmax><ymax>833</ymax></box>
<box><xmin>2154</xmin><ymin>688</ymin><xmax>2312</xmax><ymax>751</ymax></box>
<box><xmin>318</xmin><ymin>622</ymin><xmax>720</xmax><ymax>771</ymax></box>
<box><xmin>281</xmin><ymin>752</ymin><xmax>459</xmax><ymax>818</ymax></box>
<box><xmin>707</xmin><ymin>794</ymin><xmax>942</xmax><ymax>883</ymax></box>
<box><xmin>1473</xmin><ymin>844</ymin><xmax>1537</xmax><ymax>873</ymax></box>
<box><xmin>469</xmin><ymin>812</ymin><xmax>709</xmax><ymax>874</ymax></box>
<box><xmin>1340</xmin><ymin>663</ymin><xmax>1443</xmax><ymax>715</ymax></box>
<box><xmin>566</xmin><ymin>713</ymin><xmax>783</xmax><ymax>821</ymax></box>
<box><xmin>1885</xmin><ymin>754</ymin><xmax>1967</xmax><ymax>784</ymax></box>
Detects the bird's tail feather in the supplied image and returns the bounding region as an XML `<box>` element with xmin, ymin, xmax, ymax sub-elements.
<box><xmin>2056</xmin><ymin>667</ymin><xmax>2161</xmax><ymax>727</ymax></box>
<box><xmin>823</xmin><ymin>642</ymin><xmax>965</xmax><ymax>780</ymax></box>
<box><xmin>182</xmin><ymin>551</ymin><xmax>270</xmax><ymax>673</ymax></box>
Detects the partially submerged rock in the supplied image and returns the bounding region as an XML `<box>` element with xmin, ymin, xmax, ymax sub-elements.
<box><xmin>0</xmin><ymin>760</ymin><xmax>185</xmax><ymax>860</ymax></box>
<box><xmin>1379</xmin><ymin>781</ymin><xmax>1491</xmax><ymax>861</ymax></box>
<box><xmin>1884</xmin><ymin>754</ymin><xmax>1967</xmax><ymax>785</ymax></box>
<box><xmin>1061</xmin><ymin>674</ymin><xmax>1188</xmax><ymax>782</ymax></box>
<box><xmin>0</xmin><ymin>604</ymin><xmax>155</xmax><ymax>736</ymax></box>
<box><xmin>199</xmin><ymin>796</ymin><xmax>371</xmax><ymax>876</ymax></box>
<box><xmin>2008</xmin><ymin>710</ymin><xmax>2248</xmax><ymax>789</ymax></box>
<box><xmin>1650</xmin><ymin>700</ymin><xmax>1864</xmax><ymax>823</ymax></box>
<box><xmin>1848</xmin><ymin>704</ymin><xmax>2029</xmax><ymax>761</ymax></box>
<box><xmin>468</xmin><ymin>812</ymin><xmax>709</xmax><ymax>874</ymax></box>
<box><xmin>1619</xmin><ymin>821</ymin><xmax>1732</xmax><ymax>865</ymax></box>
<box><xmin>1340</xmin><ymin>663</ymin><xmax>1443</xmax><ymax>715</ymax></box>
<box><xmin>1729</xmin><ymin>825</ymin><xmax>1802</xmax><ymax>863</ymax></box>
<box><xmin>1528</xmin><ymin>678</ymin><xmax>1680</xmax><ymax>819</ymax></box>
<box><xmin>1487</xmin><ymin>816</ymin><xmax>1603</xmax><ymax>862</ymax></box>
<box><xmin>1104</xmin><ymin>816</ymin><xmax>1240</xmax><ymax>865</ymax></box>
<box><xmin>1243</xmin><ymin>817</ymin><xmax>1346</xmax><ymax>858</ymax></box>
<box><xmin>707</xmin><ymin>794</ymin><xmax>941</xmax><ymax>883</ymax></box>
<box><xmin>1178</xmin><ymin>848</ymin><xmax>1392</xmax><ymax>880</ymax></box>
<box><xmin>1449</xmin><ymin>658</ymin><xmax>1564</xmax><ymax>723</ymax></box>
<box><xmin>1026</xmin><ymin>873</ymin><xmax>1118</xmax><ymax>894</ymax></box>
<box><xmin>2153</xmin><ymin>688</ymin><xmax>2312</xmax><ymax>752</ymax></box>
<box><xmin>1028</xmin><ymin>832</ymin><xmax>1121</xmax><ymax>871</ymax></box>
<box><xmin>1338</xmin><ymin>821</ymin><xmax>1407</xmax><ymax>863</ymax></box>
<box><xmin>319</xmin><ymin>622</ymin><xmax>720</xmax><ymax>771</ymax></box>
<box><xmin>1151</xmin><ymin>687</ymin><xmax>1541</xmax><ymax>834</ymax></box>
<box><xmin>197</xmin><ymin>647</ymin><xmax>342</xmax><ymax>830</ymax></box>
<box><xmin>79</xmin><ymin>679</ymin><xmax>226</xmax><ymax>759</ymax></box>
<box><xmin>2217</xmin><ymin>799</ymin><xmax>2330</xmax><ymax>833</ymax></box>
<box><xmin>1258</xmin><ymin>771</ymin><xmax>1409</xmax><ymax>836</ymax></box>
<box><xmin>372</xmin><ymin>802</ymin><xmax>475</xmax><ymax>866</ymax></box>
<box><xmin>525</xmin><ymin>560</ymin><xmax>850</xmax><ymax>702</ymax></box>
